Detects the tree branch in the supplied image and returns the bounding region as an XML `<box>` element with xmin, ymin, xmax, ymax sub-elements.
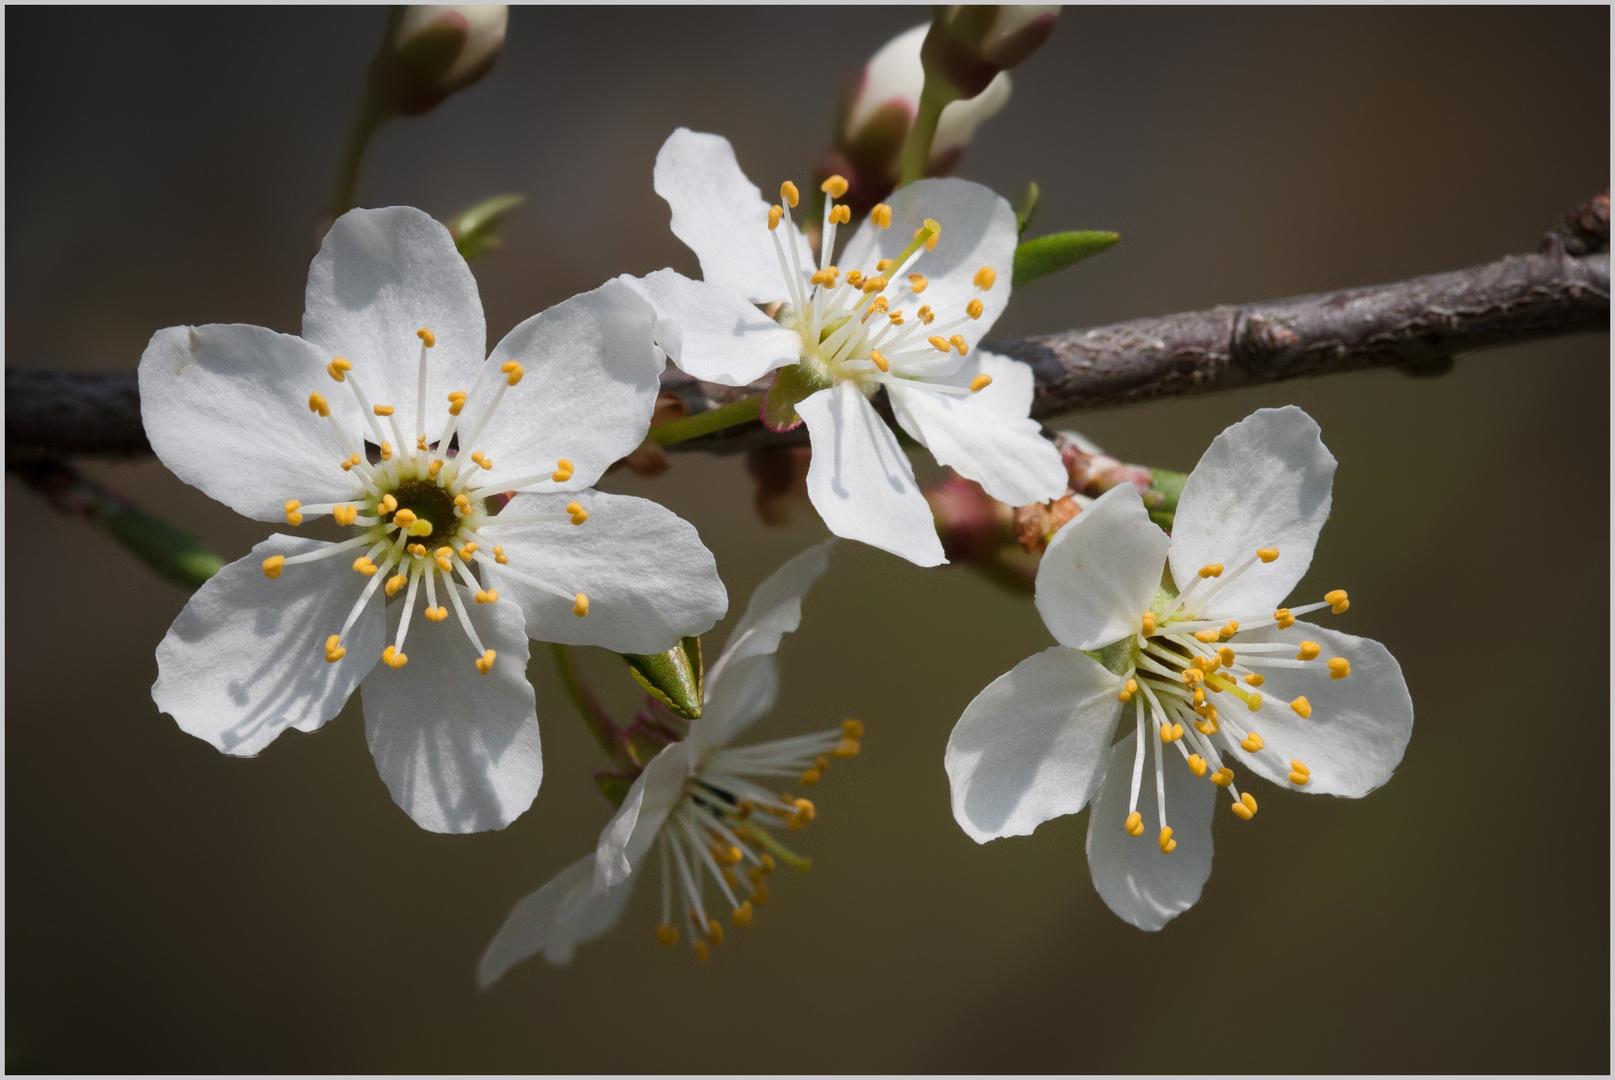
<box><xmin>7</xmin><ymin>195</ymin><xmax>1607</xmax><ymax>463</ymax></box>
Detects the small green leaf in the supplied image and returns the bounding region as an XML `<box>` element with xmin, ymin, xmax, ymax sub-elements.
<box><xmin>621</xmin><ymin>636</ymin><xmax>704</xmax><ymax>720</ymax></box>
<box><xmin>1012</xmin><ymin>230</ymin><xmax>1120</xmax><ymax>287</ymax></box>
<box><xmin>1016</xmin><ymin>181</ymin><xmax>1040</xmax><ymax>234</ymax></box>
<box><xmin>761</xmin><ymin>363</ymin><xmax>830</xmax><ymax>432</ymax></box>
<box><xmin>447</xmin><ymin>194</ymin><xmax>524</xmax><ymax>260</ymax></box>
<box><xmin>102</xmin><ymin>509</ymin><xmax>225</xmax><ymax>590</ymax></box>
<box><xmin>1143</xmin><ymin>468</ymin><xmax>1188</xmax><ymax>530</ymax></box>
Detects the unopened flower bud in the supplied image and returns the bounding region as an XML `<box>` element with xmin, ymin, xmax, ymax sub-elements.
<box><xmin>922</xmin><ymin>5</ymin><xmax>1061</xmax><ymax>99</ymax></box>
<box><xmin>369</xmin><ymin>5</ymin><xmax>508</xmax><ymax>118</ymax></box>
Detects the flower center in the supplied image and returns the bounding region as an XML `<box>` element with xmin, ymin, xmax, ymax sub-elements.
<box><xmin>257</xmin><ymin>326</ymin><xmax>595</xmax><ymax>676</ymax></box>
<box><xmin>1099</xmin><ymin>546</ymin><xmax>1353</xmax><ymax>852</ymax></box>
<box><xmin>764</xmin><ymin>175</ymin><xmax>999</xmax><ymax>400</ymax></box>
<box><xmin>650</xmin><ymin>719</ymin><xmax>864</xmax><ymax>961</ymax></box>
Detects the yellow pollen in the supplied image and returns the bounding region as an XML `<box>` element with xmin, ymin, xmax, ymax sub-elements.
<box><xmin>1193</xmin><ymin>687</ymin><xmax>1206</xmax><ymax>706</ymax></box>
<box><xmin>456</xmin><ymin>545</ymin><xmax>477</xmax><ymax>562</ymax></box>
<box><xmin>799</xmin><ymin>767</ymin><xmax>821</xmax><ymax>786</ymax></box>
<box><xmin>1247</xmin><ymin>692</ymin><xmax>1263</xmax><ymax>712</ymax></box>
<box><xmin>435</xmin><ymin>548</ymin><xmax>453</xmax><ymax>572</ymax></box>
<box><xmin>261</xmin><ymin>555</ymin><xmax>285</xmax><ymax>579</ymax></box>
<box><xmin>1158</xmin><ymin>826</ymin><xmax>1176</xmax><ymax>854</ymax></box>
<box><xmin>1325</xmin><ymin>589</ymin><xmax>1350</xmax><ymax>614</ymax></box>
<box><xmin>1235</xmin><ymin>792</ymin><xmax>1259</xmax><ymax>819</ymax></box>
<box><xmin>1217</xmin><ymin>646</ymin><xmax>1237</xmax><ymax>666</ymax></box>
<box><xmin>493</xmin><ymin>545</ymin><xmax>508</xmax><ymax>565</ymax></box>
<box><xmin>845</xmin><ymin>270</ymin><xmax>864</xmax><ymax>289</ymax></box>
<box><xmin>820</xmin><ymin>175</ymin><xmax>848</xmax><ymax>199</ymax></box>
<box><xmin>1219</xmin><ymin>621</ymin><xmax>1239</xmax><ymax>640</ymax></box>
<box><xmin>573</xmin><ymin>593</ymin><xmax>590</xmax><ymax>617</ymax></box>
<box><xmin>1182</xmin><ymin>668</ymin><xmax>1204</xmax><ymax>686</ymax></box>
<box><xmin>393</xmin><ymin>509</ymin><xmax>418</xmax><ymax>527</ymax></box>
<box><xmin>568</xmin><ymin>502</ymin><xmax>589</xmax><ymax>526</ymax></box>
<box><xmin>333</xmin><ymin>504</ymin><xmax>357</xmax><ymax>526</ymax></box>
<box><xmin>416</xmin><ymin>436</ymin><xmax>428</xmax><ymax>451</ymax></box>
<box><xmin>965</xmin><ymin>298</ymin><xmax>984</xmax><ymax>320</ymax></box>
<box><xmin>888</xmin><ymin>311</ymin><xmax>904</xmax><ymax>325</ymax></box>
<box><xmin>382</xmin><ymin>645</ymin><xmax>408</xmax><ymax>668</ymax></box>
<box><xmin>1211</xmin><ymin>768</ymin><xmax>1234</xmax><ymax>787</ymax></box>
<box><xmin>407</xmin><ymin>543</ymin><xmax>427</xmax><ymax>557</ymax></box>
<box><xmin>1257</xmin><ymin>547</ymin><xmax>1279</xmax><ymax>562</ymax></box>
<box><xmin>868</xmin><ymin>349</ymin><xmax>890</xmax><ymax>373</ymax></box>
<box><xmin>949</xmin><ymin>334</ymin><xmax>969</xmax><ymax>355</ymax></box>
<box><xmin>809</xmin><ymin>268</ymin><xmax>837</xmax><ymax>286</ymax></box>
<box><xmin>1288</xmin><ymin>759</ymin><xmax>1311</xmax><ymax>785</ymax></box>
<box><xmin>1273</xmin><ymin>608</ymin><xmax>1296</xmax><ymax>629</ymax></box>
<box><xmin>380</xmin><ymin>442</ymin><xmax>393</xmax><ymax>461</ymax></box>
<box><xmin>692</xmin><ymin>941</ymin><xmax>710</xmax><ymax>962</ymax></box>
<box><xmin>1187</xmin><ymin>754</ymin><xmax>1208</xmax><ymax>777</ymax></box>
<box><xmin>326</xmin><ymin>357</ymin><xmax>352</xmax><ymax>382</ymax></box>
<box><xmin>1244</xmin><ymin>672</ymin><xmax>1265</xmax><ymax>687</ymax></box>
<box><xmin>407</xmin><ymin>519</ymin><xmax>433</xmax><ymax>537</ymax></box>
<box><xmin>767</xmin><ymin>204</ymin><xmax>783</xmax><ymax>230</ymax></box>
<box><xmin>867</xmin><ymin>259</ymin><xmax>889</xmax><ymax>274</ymax></box>
<box><xmin>416</xmin><ymin>327</ymin><xmax>435</xmax><ymax>347</ymax></box>
<box><xmin>706</xmin><ymin>919</ymin><xmax>724</xmax><ymax>946</ymax></box>
<box><xmin>552</xmin><ymin>457</ymin><xmax>575</xmax><ymax>482</ymax></box>
<box><xmin>283</xmin><ymin>499</ymin><xmax>304</xmax><ymax>526</ymax></box>
<box><xmin>476</xmin><ymin>589</ymin><xmax>500</xmax><ymax>605</ymax></box>
<box><xmin>973</xmin><ymin>266</ymin><xmax>997</xmax><ymax>290</ymax></box>
<box><xmin>340</xmin><ymin>453</ymin><xmax>362</xmax><ymax>472</ymax></box>
<box><xmin>1328</xmin><ymin>657</ymin><xmax>1351</xmax><ymax>679</ymax></box>
<box><xmin>1198</xmin><ymin>563</ymin><xmax>1224</xmax><ymax>578</ymax></box>
<box><xmin>862</xmin><ymin>276</ymin><xmax>887</xmax><ymax>294</ymax></box>
<box><xmin>732</xmin><ymin>901</ymin><xmax>754</xmax><ymax>929</ymax></box>
<box><xmin>1117</xmin><ymin>677</ymin><xmax>1139</xmax><ymax>703</ymax></box>
<box><xmin>324</xmin><ymin>634</ymin><xmax>345</xmax><ymax>662</ymax></box>
<box><xmin>1241</xmin><ymin>731</ymin><xmax>1265</xmax><ymax>752</ymax></box>
<box><xmin>1195</xmin><ymin>715</ymin><xmax>1220</xmax><ymax>737</ymax></box>
<box><xmin>1290</xmin><ymin>696</ymin><xmax>1313</xmax><ymax>719</ymax></box>
<box><xmin>908</xmin><ymin>273</ymin><xmax>929</xmax><ymax>293</ymax></box>
<box><xmin>780</xmin><ymin>180</ymin><xmax>800</xmax><ymax>207</ymax></box>
<box><xmin>1141</xmin><ymin>612</ymin><xmax>1156</xmax><ymax>635</ymax></box>
<box><xmin>928</xmin><ymin>335</ymin><xmax>951</xmax><ymax>353</ymax></box>
<box><xmin>470</xmin><ymin>451</ymin><xmax>490</xmax><ymax>469</ymax></box>
<box><xmin>308</xmin><ymin>392</ymin><xmax>330</xmax><ymax>417</ymax></box>
<box><xmin>447</xmin><ymin>391</ymin><xmax>467</xmax><ymax>416</ymax></box>
<box><xmin>831</xmin><ymin>737</ymin><xmax>860</xmax><ymax>758</ymax></box>
<box><xmin>917</xmin><ymin>304</ymin><xmax>934</xmax><ymax>323</ymax></box>
<box><xmin>432</xmin><ymin>606</ymin><xmax>451</xmax><ymax>622</ymax></box>
<box><xmin>1296</xmin><ymin>640</ymin><xmax>1321</xmax><ymax>661</ymax></box>
<box><xmin>656</xmin><ymin>924</ymin><xmax>679</xmax><ymax>947</ymax></box>
<box><xmin>1124</xmin><ymin>811</ymin><xmax>1144</xmax><ymax>837</ymax></box>
<box><xmin>1194</xmin><ymin>629</ymin><xmax>1220</xmax><ymax>643</ymax></box>
<box><xmin>1160</xmin><ymin>723</ymin><xmax>1185</xmax><ymax>743</ymax></box>
<box><xmin>870</xmin><ymin>203</ymin><xmax>892</xmax><ymax>228</ymax></box>
<box><xmin>968</xmin><ymin>373</ymin><xmax>993</xmax><ymax>393</ymax></box>
<box><xmin>842</xmin><ymin>718</ymin><xmax>864</xmax><ymax>739</ymax></box>
<box><xmin>352</xmin><ymin>556</ymin><xmax>378</xmax><ymax>576</ymax></box>
<box><xmin>830</xmin><ymin>204</ymin><xmax>851</xmax><ymax>225</ymax></box>
<box><xmin>475</xmin><ymin>649</ymin><xmax>497</xmax><ymax>675</ymax></box>
<box><xmin>384</xmin><ymin>574</ymin><xmax>407</xmax><ymax>597</ymax></box>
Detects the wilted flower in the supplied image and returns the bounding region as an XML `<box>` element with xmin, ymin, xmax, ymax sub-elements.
<box><xmin>140</xmin><ymin>206</ymin><xmax>727</xmax><ymax>833</ymax></box>
<box><xmin>945</xmin><ymin>407</ymin><xmax>1413</xmax><ymax>929</ymax></box>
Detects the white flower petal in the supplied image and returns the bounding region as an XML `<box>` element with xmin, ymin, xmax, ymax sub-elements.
<box><xmin>594</xmin><ymin>741</ymin><xmax>691</xmax><ymax>892</ymax></box>
<box><xmin>1225</xmin><ymin>622</ymin><xmax>1413</xmax><ymax>797</ymax></box>
<box><xmin>139</xmin><ymin>324</ymin><xmax>365</xmax><ymax>522</ymax></box>
<box><xmin>152</xmin><ymin>536</ymin><xmax>384</xmax><ymax>756</ymax></box>
<box><xmin>797</xmin><ymin>382</ymin><xmax>945</xmax><ymax>567</ymax></box>
<box><xmin>359</xmin><ymin>584</ymin><xmax>541</xmax><ymax>834</ymax></box>
<box><xmin>956</xmin><ymin>348</ymin><xmax>1037</xmax><ymax>418</ymax></box>
<box><xmin>1168</xmin><ymin>406</ymin><xmax>1337</xmax><ymax>616</ymax></box>
<box><xmin>945</xmin><ymin>646</ymin><xmax>1123</xmax><ymax>843</ymax></box>
<box><xmin>1085</xmin><ymin>727</ymin><xmax>1217</xmax><ymax>931</ymax></box>
<box><xmin>653</xmin><ymin>128</ymin><xmax>812</xmax><ymax>305</ymax></box>
<box><xmin>302</xmin><ymin>206</ymin><xmax>486</xmax><ymax>424</ymax></box>
<box><xmin>620</xmin><ymin>269</ymin><xmax>800</xmax><ymax>388</ymax></box>
<box><xmin>887</xmin><ymin>356</ymin><xmax>1066</xmax><ymax>508</ymax></box>
<box><xmin>841</xmin><ymin>176</ymin><xmax>1017</xmax><ymax>351</ymax></box>
<box><xmin>1034</xmin><ymin>485</ymin><xmax>1170</xmax><ymax>651</ymax></box>
<box><xmin>482</xmin><ymin>491</ymin><xmax>727</xmax><ymax>655</ymax></box>
<box><xmin>476</xmin><ymin>854</ymin><xmax>635</xmax><ymax>984</ymax></box>
<box><xmin>687</xmin><ymin>540</ymin><xmax>836</xmax><ymax>758</ymax></box>
<box><xmin>474</xmin><ymin>278</ymin><xmax>664</xmax><ymax>493</ymax></box>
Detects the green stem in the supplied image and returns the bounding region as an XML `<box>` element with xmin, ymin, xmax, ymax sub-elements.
<box><xmin>897</xmin><ymin>77</ymin><xmax>958</xmax><ymax>188</ymax></box>
<box><xmin>648</xmin><ymin>394</ymin><xmax>764</xmax><ymax>447</ymax></box>
<box><xmin>332</xmin><ymin>100</ymin><xmax>386</xmax><ymax>215</ymax></box>
<box><xmin>737</xmin><ymin>822</ymin><xmax>813</xmax><ymax>873</ymax></box>
<box><xmin>551</xmin><ymin>644</ymin><xmax>629</xmax><ymax>767</ymax></box>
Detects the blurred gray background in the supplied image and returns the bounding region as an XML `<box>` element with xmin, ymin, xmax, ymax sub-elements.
<box><xmin>6</xmin><ymin>6</ymin><xmax>1608</xmax><ymax>1072</ymax></box>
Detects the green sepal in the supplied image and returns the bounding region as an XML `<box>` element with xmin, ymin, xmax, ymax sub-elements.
<box><xmin>1016</xmin><ymin>181</ymin><xmax>1040</xmax><ymax>234</ymax></box>
<box><xmin>1143</xmin><ymin>468</ymin><xmax>1188</xmax><ymax>530</ymax></box>
<box><xmin>761</xmin><ymin>363</ymin><xmax>830</xmax><ymax>432</ymax></box>
<box><xmin>447</xmin><ymin>194</ymin><xmax>524</xmax><ymax>260</ymax></box>
<box><xmin>102</xmin><ymin>509</ymin><xmax>225</xmax><ymax>591</ymax></box>
<box><xmin>1012</xmin><ymin>230</ymin><xmax>1120</xmax><ymax>287</ymax></box>
<box><xmin>620</xmin><ymin>636</ymin><xmax>704</xmax><ymax>720</ymax></box>
<box><xmin>593</xmin><ymin>771</ymin><xmax>634</xmax><ymax>810</ymax></box>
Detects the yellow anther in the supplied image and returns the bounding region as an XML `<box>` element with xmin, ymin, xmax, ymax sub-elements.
<box><xmin>1241</xmin><ymin>731</ymin><xmax>1265</xmax><ymax>752</ymax></box>
<box><xmin>1182</xmin><ymin>668</ymin><xmax>1204</xmax><ymax>686</ymax></box>
<box><xmin>1124</xmin><ymin>811</ymin><xmax>1144</xmax><ymax>837</ymax></box>
<box><xmin>416</xmin><ymin>327</ymin><xmax>435</xmax><ymax>347</ymax></box>
<box><xmin>917</xmin><ymin>304</ymin><xmax>934</xmax><ymax>323</ymax></box>
<box><xmin>1116</xmin><ymin>678</ymin><xmax>1139</xmax><ymax>704</ymax></box>
<box><xmin>573</xmin><ymin>593</ymin><xmax>589</xmax><ymax>617</ymax></box>
<box><xmin>261</xmin><ymin>555</ymin><xmax>285</xmax><ymax>579</ymax></box>
<box><xmin>1328</xmin><ymin>657</ymin><xmax>1351</xmax><ymax>679</ymax></box>
<box><xmin>505</xmin><ymin>363</ymin><xmax>524</xmax><ymax>386</ymax></box>
<box><xmin>1194</xmin><ymin>629</ymin><xmax>1220</xmax><ymax>643</ymax></box>
<box><xmin>567</xmin><ymin>501</ymin><xmax>589</xmax><ymax>526</ymax></box>
<box><xmin>1158</xmin><ymin>826</ymin><xmax>1176</xmax><ymax>854</ymax></box>
<box><xmin>326</xmin><ymin>357</ymin><xmax>352</xmax><ymax>382</ymax></box>
<box><xmin>1238</xmin><ymin>792</ymin><xmax>1259</xmax><ymax>818</ymax></box>
<box><xmin>552</xmin><ymin>457</ymin><xmax>575</xmax><ymax>482</ymax></box>
<box><xmin>470</xmin><ymin>451</ymin><xmax>489</xmax><ymax>469</ymax></box>
<box><xmin>776</xmin><ymin>180</ymin><xmax>800</xmax><ymax>207</ymax></box>
<box><xmin>861</xmin><ymin>275</ymin><xmax>887</xmax><ymax>294</ymax></box>
<box><xmin>1244</xmin><ymin>672</ymin><xmax>1265</xmax><ymax>687</ymax></box>
<box><xmin>841</xmin><ymin>718</ymin><xmax>864</xmax><ymax>739</ymax></box>
<box><xmin>333</xmin><ymin>504</ymin><xmax>357</xmax><ymax>526</ymax></box>
<box><xmin>1288</xmin><ymin>760</ymin><xmax>1311</xmax><ymax>786</ymax></box>
<box><xmin>928</xmin><ymin>335</ymin><xmax>951</xmax><ymax>353</ymax></box>
<box><xmin>352</xmin><ymin>556</ymin><xmax>378</xmax><ymax>576</ymax></box>
<box><xmin>283</xmin><ymin>499</ymin><xmax>304</xmax><ymax>526</ymax></box>
<box><xmin>656</xmin><ymin>924</ymin><xmax>679</xmax><ymax>947</ymax></box>
<box><xmin>1187</xmin><ymin>754</ymin><xmax>1208</xmax><ymax>778</ymax></box>
<box><xmin>809</xmin><ymin>268</ymin><xmax>837</xmax><ymax>286</ymax></box>
<box><xmin>1195</xmin><ymin>716</ymin><xmax>1220</xmax><ymax>737</ymax></box>
<box><xmin>870</xmin><ymin>203</ymin><xmax>892</xmax><ymax>228</ymax></box>
<box><xmin>324</xmin><ymin>634</ymin><xmax>345</xmax><ymax>662</ymax></box>
<box><xmin>1219</xmin><ymin>621</ymin><xmax>1239</xmax><ymax>640</ymax></box>
<box><xmin>407</xmin><ymin>519</ymin><xmax>433</xmax><ymax>537</ymax></box>
<box><xmin>382</xmin><ymin>645</ymin><xmax>408</xmax><ymax>669</ymax></box>
<box><xmin>831</xmin><ymin>737</ymin><xmax>860</xmax><ymax>758</ymax></box>
<box><xmin>968</xmin><ymin>373</ymin><xmax>993</xmax><ymax>393</ymax></box>
<box><xmin>1198</xmin><ymin>563</ymin><xmax>1224</xmax><ymax>579</ymax></box>
<box><xmin>819</xmin><ymin>175</ymin><xmax>848</xmax><ymax>199</ymax></box>
<box><xmin>1289</xmin><ymin>759</ymin><xmax>1310</xmax><ymax>776</ymax></box>
<box><xmin>407</xmin><ymin>543</ymin><xmax>427</xmax><ymax>557</ymax></box>
<box><xmin>1325</xmin><ymin>589</ymin><xmax>1350</xmax><ymax>614</ymax></box>
<box><xmin>1160</xmin><ymin>723</ymin><xmax>1185</xmax><ymax>743</ymax></box>
<box><xmin>875</xmin><ymin>258</ymin><xmax>894</xmax><ymax>272</ymax></box>
<box><xmin>1247</xmin><ymin>692</ymin><xmax>1263</xmax><ymax>712</ymax></box>
<box><xmin>493</xmin><ymin>545</ymin><xmax>508</xmax><ymax>565</ymax></box>
<box><xmin>965</xmin><ymin>298</ymin><xmax>986</xmax><ymax>321</ymax></box>
<box><xmin>731</xmin><ymin>900</ymin><xmax>753</xmax><ymax>928</ymax></box>
<box><xmin>416</xmin><ymin>435</ymin><xmax>428</xmax><ymax>451</ymax></box>
<box><xmin>384</xmin><ymin>574</ymin><xmax>407</xmax><ymax>597</ymax></box>
<box><xmin>1295</xmin><ymin>640</ymin><xmax>1321</xmax><ymax>661</ymax></box>
<box><xmin>447</xmin><ymin>391</ymin><xmax>467</xmax><ymax>416</ymax></box>
<box><xmin>1211</xmin><ymin>768</ymin><xmax>1234</xmax><ymax>787</ymax></box>
<box><xmin>1257</xmin><ymin>547</ymin><xmax>1279</xmax><ymax>563</ymax></box>
<box><xmin>830</xmin><ymin>204</ymin><xmax>851</xmax><ymax>225</ymax></box>
<box><xmin>380</xmin><ymin>442</ymin><xmax>393</xmax><ymax>461</ymax></box>
<box><xmin>475</xmin><ymin>649</ymin><xmax>497</xmax><ymax>675</ymax></box>
<box><xmin>1217</xmin><ymin>646</ymin><xmax>1237</xmax><ymax>666</ymax></box>
<box><xmin>845</xmin><ymin>270</ymin><xmax>864</xmax><ymax>289</ymax></box>
<box><xmin>799</xmin><ymin>767</ymin><xmax>821</xmax><ymax>786</ymax></box>
<box><xmin>794</xmin><ymin>797</ymin><xmax>815</xmax><ymax>821</ymax></box>
<box><xmin>308</xmin><ymin>392</ymin><xmax>330</xmax><ymax>417</ymax></box>
<box><xmin>368</xmin><ymin>403</ymin><xmax>395</xmax><ymax>418</ymax></box>
<box><xmin>706</xmin><ymin>919</ymin><xmax>724</xmax><ymax>946</ymax></box>
<box><xmin>949</xmin><ymin>334</ymin><xmax>969</xmax><ymax>355</ymax></box>
<box><xmin>1141</xmin><ymin>612</ymin><xmax>1156</xmax><ymax>635</ymax></box>
<box><xmin>476</xmin><ymin>590</ymin><xmax>501</xmax><ymax>605</ymax></box>
<box><xmin>868</xmin><ymin>349</ymin><xmax>890</xmax><ymax>373</ymax></box>
<box><xmin>392</xmin><ymin>508</ymin><xmax>416</xmax><ymax>527</ymax></box>
<box><xmin>1193</xmin><ymin>687</ymin><xmax>1207</xmax><ymax>706</ymax></box>
<box><xmin>907</xmin><ymin>273</ymin><xmax>929</xmax><ymax>294</ymax></box>
<box><xmin>1273</xmin><ymin>608</ymin><xmax>1295</xmax><ymax>629</ymax></box>
<box><xmin>758</xmin><ymin>853</ymin><xmax>776</xmax><ymax>875</ymax></box>
<box><xmin>432</xmin><ymin>606</ymin><xmax>451</xmax><ymax>622</ymax></box>
<box><xmin>436</xmin><ymin>550</ymin><xmax>454</xmax><ymax>572</ymax></box>
<box><xmin>973</xmin><ymin>265</ymin><xmax>997</xmax><ymax>290</ymax></box>
<box><xmin>888</xmin><ymin>311</ymin><xmax>905</xmax><ymax>325</ymax></box>
<box><xmin>692</xmin><ymin>940</ymin><xmax>710</xmax><ymax>962</ymax></box>
<box><xmin>1290</xmin><ymin>696</ymin><xmax>1312</xmax><ymax>719</ymax></box>
<box><xmin>767</xmin><ymin>204</ymin><xmax>783</xmax><ymax>231</ymax></box>
<box><xmin>340</xmin><ymin>453</ymin><xmax>362</xmax><ymax>472</ymax></box>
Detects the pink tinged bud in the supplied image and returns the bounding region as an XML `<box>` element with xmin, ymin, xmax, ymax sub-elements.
<box><xmin>922</xmin><ymin>4</ymin><xmax>1061</xmax><ymax>98</ymax></box>
<box><xmin>371</xmin><ymin>4</ymin><xmax>508</xmax><ymax>117</ymax></box>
